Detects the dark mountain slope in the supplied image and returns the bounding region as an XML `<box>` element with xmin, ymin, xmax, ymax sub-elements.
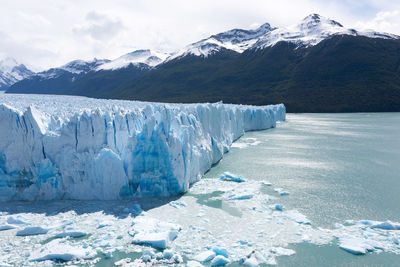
<box><xmin>111</xmin><ymin>35</ymin><xmax>400</xmax><ymax>112</ymax></box>
<box><xmin>7</xmin><ymin>35</ymin><xmax>400</xmax><ymax>112</ymax></box>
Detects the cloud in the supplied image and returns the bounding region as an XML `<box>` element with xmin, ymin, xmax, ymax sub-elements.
<box><xmin>0</xmin><ymin>0</ymin><xmax>399</xmax><ymax>70</ymax></box>
<box><xmin>73</xmin><ymin>11</ymin><xmax>124</xmax><ymax>41</ymax></box>
<box><xmin>355</xmin><ymin>10</ymin><xmax>400</xmax><ymax>34</ymax></box>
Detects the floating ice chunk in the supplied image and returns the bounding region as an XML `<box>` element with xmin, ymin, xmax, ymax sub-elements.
<box><xmin>260</xmin><ymin>181</ymin><xmax>272</xmax><ymax>186</ymax></box>
<box><xmin>0</xmin><ymin>224</ymin><xmax>15</xmax><ymax>231</ymax></box>
<box><xmin>243</xmin><ymin>257</ymin><xmax>259</xmax><ymax>267</ymax></box>
<box><xmin>194</xmin><ymin>250</ymin><xmax>216</xmax><ymax>262</ymax></box>
<box><xmin>16</xmin><ymin>226</ymin><xmax>49</xmax><ymax>236</ymax></box>
<box><xmin>141</xmin><ymin>254</ymin><xmax>152</xmax><ymax>262</ymax></box>
<box><xmin>269</xmin><ymin>247</ymin><xmax>296</xmax><ymax>256</ymax></box>
<box><xmin>339</xmin><ymin>236</ymin><xmax>375</xmax><ymax>255</ymax></box>
<box><xmin>273</xmin><ymin>204</ymin><xmax>284</xmax><ymax>211</ymax></box>
<box><xmin>131</xmin><ymin>217</ymin><xmax>181</xmax><ymax>249</ymax></box>
<box><xmin>163</xmin><ymin>249</ymin><xmax>174</xmax><ymax>260</ymax></box>
<box><xmin>212</xmin><ymin>247</ymin><xmax>229</xmax><ymax>258</ymax></box>
<box><xmin>371</xmin><ymin>221</ymin><xmax>400</xmax><ymax>230</ymax></box>
<box><xmin>274</xmin><ymin>188</ymin><xmax>290</xmax><ymax>196</ymax></box>
<box><xmin>169</xmin><ymin>201</ymin><xmax>187</xmax><ymax>209</ymax></box>
<box><xmin>285</xmin><ymin>210</ymin><xmax>311</xmax><ymax>225</ymax></box>
<box><xmin>7</xmin><ymin>216</ymin><xmax>28</xmax><ymax>225</ymax></box>
<box><xmin>133</xmin><ymin>232</ymin><xmax>172</xmax><ymax>249</ymax></box>
<box><xmin>114</xmin><ymin>258</ymin><xmax>131</xmax><ymax>266</ymax></box>
<box><xmin>55</xmin><ymin>231</ymin><xmax>86</xmax><ymax>238</ymax></box>
<box><xmin>172</xmin><ymin>254</ymin><xmax>183</xmax><ymax>263</ymax></box>
<box><xmin>29</xmin><ymin>239</ymin><xmax>96</xmax><ymax>262</ymax></box>
<box><xmin>229</xmin><ymin>194</ymin><xmax>254</xmax><ymax>200</ymax></box>
<box><xmin>220</xmin><ymin>172</ymin><xmax>246</xmax><ymax>183</ymax></box>
<box><xmin>241</xmin><ymin>251</ymin><xmax>267</xmax><ymax>266</ymax></box>
<box><xmin>210</xmin><ymin>255</ymin><xmax>230</xmax><ymax>266</ymax></box>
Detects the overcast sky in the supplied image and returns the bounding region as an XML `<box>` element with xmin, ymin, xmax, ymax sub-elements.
<box><xmin>1</xmin><ymin>0</ymin><xmax>399</xmax><ymax>70</ymax></box>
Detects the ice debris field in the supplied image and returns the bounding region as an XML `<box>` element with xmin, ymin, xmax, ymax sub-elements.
<box><xmin>0</xmin><ymin>172</ymin><xmax>399</xmax><ymax>266</ymax></box>
<box><xmin>0</xmin><ymin>94</ymin><xmax>399</xmax><ymax>266</ymax></box>
<box><xmin>0</xmin><ymin>93</ymin><xmax>285</xmax><ymax>201</ymax></box>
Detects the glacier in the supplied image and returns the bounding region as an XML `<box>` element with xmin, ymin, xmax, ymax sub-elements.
<box><xmin>0</xmin><ymin>94</ymin><xmax>285</xmax><ymax>201</ymax></box>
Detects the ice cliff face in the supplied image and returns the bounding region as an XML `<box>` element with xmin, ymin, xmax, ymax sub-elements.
<box><xmin>0</xmin><ymin>94</ymin><xmax>285</xmax><ymax>201</ymax></box>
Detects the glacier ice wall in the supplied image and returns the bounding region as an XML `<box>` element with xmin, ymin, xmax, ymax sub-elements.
<box><xmin>0</xmin><ymin>95</ymin><xmax>285</xmax><ymax>201</ymax></box>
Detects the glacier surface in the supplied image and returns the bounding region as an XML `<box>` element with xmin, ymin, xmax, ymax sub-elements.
<box><xmin>0</xmin><ymin>94</ymin><xmax>285</xmax><ymax>201</ymax></box>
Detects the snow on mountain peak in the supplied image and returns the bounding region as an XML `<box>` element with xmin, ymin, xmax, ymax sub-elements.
<box><xmin>60</xmin><ymin>58</ymin><xmax>110</xmax><ymax>74</ymax></box>
<box><xmin>0</xmin><ymin>57</ymin><xmax>34</xmax><ymax>90</ymax></box>
<box><xmin>97</xmin><ymin>49</ymin><xmax>170</xmax><ymax>70</ymax></box>
<box><xmin>168</xmin><ymin>22</ymin><xmax>277</xmax><ymax>60</ymax></box>
<box><xmin>254</xmin><ymin>14</ymin><xmax>362</xmax><ymax>49</ymax></box>
<box><xmin>169</xmin><ymin>13</ymin><xmax>399</xmax><ymax>60</ymax></box>
<box><xmin>0</xmin><ymin>57</ymin><xmax>21</xmax><ymax>73</ymax></box>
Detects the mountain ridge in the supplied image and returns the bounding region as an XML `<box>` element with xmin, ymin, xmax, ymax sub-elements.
<box><xmin>6</xmin><ymin>14</ymin><xmax>400</xmax><ymax>112</ymax></box>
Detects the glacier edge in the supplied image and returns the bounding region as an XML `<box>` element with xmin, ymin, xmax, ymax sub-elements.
<box><xmin>0</xmin><ymin>96</ymin><xmax>285</xmax><ymax>201</ymax></box>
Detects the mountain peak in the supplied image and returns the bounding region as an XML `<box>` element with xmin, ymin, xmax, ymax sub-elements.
<box><xmin>0</xmin><ymin>57</ymin><xmax>21</xmax><ymax>73</ymax></box>
<box><xmin>97</xmin><ymin>49</ymin><xmax>170</xmax><ymax>70</ymax></box>
<box><xmin>0</xmin><ymin>57</ymin><xmax>34</xmax><ymax>90</ymax></box>
<box><xmin>300</xmin><ymin>13</ymin><xmax>343</xmax><ymax>29</ymax></box>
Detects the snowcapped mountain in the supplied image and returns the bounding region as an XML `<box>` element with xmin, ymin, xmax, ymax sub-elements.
<box><xmin>98</xmin><ymin>49</ymin><xmax>170</xmax><ymax>70</ymax></box>
<box><xmin>169</xmin><ymin>23</ymin><xmax>275</xmax><ymax>59</ymax></box>
<box><xmin>253</xmin><ymin>14</ymin><xmax>399</xmax><ymax>49</ymax></box>
<box><xmin>37</xmin><ymin>58</ymin><xmax>110</xmax><ymax>80</ymax></box>
<box><xmin>0</xmin><ymin>58</ymin><xmax>34</xmax><ymax>90</ymax></box>
<box><xmin>169</xmin><ymin>14</ymin><xmax>399</xmax><ymax>59</ymax></box>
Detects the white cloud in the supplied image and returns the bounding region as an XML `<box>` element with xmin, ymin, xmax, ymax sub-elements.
<box><xmin>0</xmin><ymin>0</ymin><xmax>398</xmax><ymax>70</ymax></box>
<box><xmin>355</xmin><ymin>10</ymin><xmax>400</xmax><ymax>34</ymax></box>
<box><xmin>73</xmin><ymin>11</ymin><xmax>124</xmax><ymax>41</ymax></box>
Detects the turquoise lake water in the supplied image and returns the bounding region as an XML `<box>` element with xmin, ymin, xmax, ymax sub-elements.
<box><xmin>203</xmin><ymin>113</ymin><xmax>400</xmax><ymax>266</ymax></box>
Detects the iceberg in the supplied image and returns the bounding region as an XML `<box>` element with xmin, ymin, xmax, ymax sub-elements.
<box><xmin>130</xmin><ymin>216</ymin><xmax>181</xmax><ymax>249</ymax></box>
<box><xmin>29</xmin><ymin>239</ymin><xmax>96</xmax><ymax>262</ymax></box>
<box><xmin>16</xmin><ymin>226</ymin><xmax>49</xmax><ymax>236</ymax></box>
<box><xmin>0</xmin><ymin>94</ymin><xmax>285</xmax><ymax>200</ymax></box>
<box><xmin>220</xmin><ymin>172</ymin><xmax>246</xmax><ymax>183</ymax></box>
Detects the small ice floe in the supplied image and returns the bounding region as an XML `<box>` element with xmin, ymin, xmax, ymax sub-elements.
<box><xmin>240</xmin><ymin>251</ymin><xmax>267</xmax><ymax>267</ymax></box>
<box><xmin>220</xmin><ymin>172</ymin><xmax>246</xmax><ymax>183</ymax></box>
<box><xmin>29</xmin><ymin>239</ymin><xmax>96</xmax><ymax>262</ymax></box>
<box><xmin>97</xmin><ymin>220</ymin><xmax>114</xmax><ymax>229</ymax></box>
<box><xmin>0</xmin><ymin>224</ymin><xmax>15</xmax><ymax>231</ymax></box>
<box><xmin>285</xmin><ymin>210</ymin><xmax>311</xmax><ymax>225</ymax></box>
<box><xmin>370</xmin><ymin>221</ymin><xmax>400</xmax><ymax>230</ymax></box>
<box><xmin>339</xmin><ymin>236</ymin><xmax>375</xmax><ymax>255</ymax></box>
<box><xmin>274</xmin><ymin>188</ymin><xmax>290</xmax><ymax>196</ymax></box>
<box><xmin>260</xmin><ymin>181</ymin><xmax>272</xmax><ymax>186</ymax></box>
<box><xmin>162</xmin><ymin>249</ymin><xmax>174</xmax><ymax>260</ymax></box>
<box><xmin>114</xmin><ymin>258</ymin><xmax>132</xmax><ymax>266</ymax></box>
<box><xmin>231</xmin><ymin>138</ymin><xmax>261</xmax><ymax>149</ymax></box>
<box><xmin>130</xmin><ymin>248</ymin><xmax>182</xmax><ymax>265</ymax></box>
<box><xmin>228</xmin><ymin>194</ymin><xmax>254</xmax><ymax>200</ymax></box>
<box><xmin>16</xmin><ymin>226</ymin><xmax>49</xmax><ymax>236</ymax></box>
<box><xmin>55</xmin><ymin>231</ymin><xmax>86</xmax><ymax>238</ymax></box>
<box><xmin>273</xmin><ymin>204</ymin><xmax>285</xmax><ymax>211</ymax></box>
<box><xmin>210</xmin><ymin>255</ymin><xmax>230</xmax><ymax>266</ymax></box>
<box><xmin>7</xmin><ymin>216</ymin><xmax>28</xmax><ymax>225</ymax></box>
<box><xmin>212</xmin><ymin>247</ymin><xmax>229</xmax><ymax>258</ymax></box>
<box><xmin>269</xmin><ymin>247</ymin><xmax>296</xmax><ymax>256</ymax></box>
<box><xmin>194</xmin><ymin>250</ymin><xmax>216</xmax><ymax>262</ymax></box>
<box><xmin>169</xmin><ymin>201</ymin><xmax>187</xmax><ymax>209</ymax></box>
<box><xmin>130</xmin><ymin>217</ymin><xmax>181</xmax><ymax>249</ymax></box>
